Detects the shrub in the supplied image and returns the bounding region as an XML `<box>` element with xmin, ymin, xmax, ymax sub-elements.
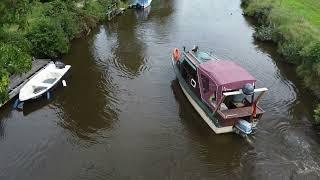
<box><xmin>0</xmin><ymin>43</ymin><xmax>31</xmax><ymax>75</ymax></box>
<box><xmin>277</xmin><ymin>41</ymin><xmax>303</xmax><ymax>63</ymax></box>
<box><xmin>0</xmin><ymin>69</ymin><xmax>9</xmax><ymax>104</ymax></box>
<box><xmin>253</xmin><ymin>25</ymin><xmax>274</xmax><ymax>41</ymax></box>
<box><xmin>26</xmin><ymin>17</ymin><xmax>69</xmax><ymax>58</ymax></box>
<box><xmin>0</xmin><ymin>30</ymin><xmax>31</xmax><ymax>53</ymax></box>
<box><xmin>301</xmin><ymin>41</ymin><xmax>320</xmax><ymax>64</ymax></box>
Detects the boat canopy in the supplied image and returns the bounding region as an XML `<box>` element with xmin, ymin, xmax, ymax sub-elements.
<box><xmin>197</xmin><ymin>60</ymin><xmax>256</xmax><ymax>107</ymax></box>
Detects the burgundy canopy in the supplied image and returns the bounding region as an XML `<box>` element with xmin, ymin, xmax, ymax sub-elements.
<box><xmin>198</xmin><ymin>60</ymin><xmax>256</xmax><ymax>87</ymax></box>
<box><xmin>197</xmin><ymin>60</ymin><xmax>256</xmax><ymax>107</ymax></box>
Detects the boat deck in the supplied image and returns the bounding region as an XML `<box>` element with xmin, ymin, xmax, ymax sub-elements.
<box><xmin>185</xmin><ymin>52</ymin><xmax>200</xmax><ymax>67</ymax></box>
<box><xmin>218</xmin><ymin>106</ymin><xmax>264</xmax><ymax>119</ymax></box>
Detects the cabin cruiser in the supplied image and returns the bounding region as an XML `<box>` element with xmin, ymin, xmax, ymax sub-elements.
<box><xmin>171</xmin><ymin>46</ymin><xmax>268</xmax><ymax>135</ymax></box>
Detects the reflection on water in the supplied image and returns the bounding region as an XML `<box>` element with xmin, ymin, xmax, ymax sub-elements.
<box><xmin>134</xmin><ymin>6</ymin><xmax>151</xmax><ymax>20</ymax></box>
<box><xmin>0</xmin><ymin>0</ymin><xmax>320</xmax><ymax>179</ymax></box>
<box><xmin>56</xmin><ymin>35</ymin><xmax>120</xmax><ymax>140</ymax></box>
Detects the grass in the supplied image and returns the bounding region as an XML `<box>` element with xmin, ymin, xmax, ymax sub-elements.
<box><xmin>278</xmin><ymin>0</ymin><xmax>320</xmax><ymax>27</ymax></box>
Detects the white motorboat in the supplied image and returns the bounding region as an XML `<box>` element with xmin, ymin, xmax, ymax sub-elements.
<box><xmin>19</xmin><ymin>62</ymin><xmax>71</xmax><ymax>102</ymax></box>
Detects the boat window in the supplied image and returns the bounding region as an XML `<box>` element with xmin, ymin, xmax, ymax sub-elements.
<box><xmin>201</xmin><ymin>75</ymin><xmax>209</xmax><ymax>93</ymax></box>
<box><xmin>181</xmin><ymin>60</ymin><xmax>197</xmax><ymax>80</ymax></box>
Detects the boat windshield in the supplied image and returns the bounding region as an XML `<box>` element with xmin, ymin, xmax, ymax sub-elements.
<box><xmin>43</xmin><ymin>78</ymin><xmax>57</xmax><ymax>84</ymax></box>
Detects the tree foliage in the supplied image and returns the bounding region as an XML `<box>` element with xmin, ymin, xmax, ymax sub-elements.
<box><xmin>27</xmin><ymin>18</ymin><xmax>69</xmax><ymax>58</ymax></box>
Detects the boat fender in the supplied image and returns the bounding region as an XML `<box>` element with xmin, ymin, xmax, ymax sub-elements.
<box><xmin>172</xmin><ymin>48</ymin><xmax>181</xmax><ymax>61</ymax></box>
<box><xmin>55</xmin><ymin>61</ymin><xmax>66</xmax><ymax>69</ymax></box>
<box><xmin>62</xmin><ymin>80</ymin><xmax>67</xmax><ymax>87</ymax></box>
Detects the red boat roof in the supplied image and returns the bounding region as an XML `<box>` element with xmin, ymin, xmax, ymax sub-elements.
<box><xmin>198</xmin><ymin>60</ymin><xmax>256</xmax><ymax>87</ymax></box>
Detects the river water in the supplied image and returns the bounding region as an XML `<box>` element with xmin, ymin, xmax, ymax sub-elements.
<box><xmin>1</xmin><ymin>0</ymin><xmax>320</xmax><ymax>179</ymax></box>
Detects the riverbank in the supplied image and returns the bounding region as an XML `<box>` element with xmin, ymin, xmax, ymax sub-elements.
<box><xmin>0</xmin><ymin>0</ymin><xmax>127</xmax><ymax>104</ymax></box>
<box><xmin>241</xmin><ymin>0</ymin><xmax>320</xmax><ymax>123</ymax></box>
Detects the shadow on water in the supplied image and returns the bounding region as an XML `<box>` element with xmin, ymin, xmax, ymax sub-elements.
<box><xmin>0</xmin><ymin>106</ymin><xmax>12</xmax><ymax>140</ymax></box>
<box><xmin>56</xmin><ymin>35</ymin><xmax>119</xmax><ymax>141</ymax></box>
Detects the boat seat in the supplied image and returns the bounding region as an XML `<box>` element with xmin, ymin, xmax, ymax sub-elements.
<box><xmin>43</xmin><ymin>78</ymin><xmax>57</xmax><ymax>84</ymax></box>
<box><xmin>220</xmin><ymin>103</ymin><xmax>228</xmax><ymax>110</ymax></box>
<box><xmin>32</xmin><ymin>82</ymin><xmax>51</xmax><ymax>88</ymax></box>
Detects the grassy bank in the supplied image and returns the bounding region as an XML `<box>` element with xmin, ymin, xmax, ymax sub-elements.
<box><xmin>0</xmin><ymin>0</ymin><xmax>127</xmax><ymax>104</ymax></box>
<box><xmin>242</xmin><ymin>0</ymin><xmax>320</xmax><ymax>123</ymax></box>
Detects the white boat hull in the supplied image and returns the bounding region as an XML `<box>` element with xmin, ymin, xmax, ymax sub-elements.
<box><xmin>19</xmin><ymin>62</ymin><xmax>71</xmax><ymax>102</ymax></box>
<box><xmin>178</xmin><ymin>82</ymin><xmax>234</xmax><ymax>134</ymax></box>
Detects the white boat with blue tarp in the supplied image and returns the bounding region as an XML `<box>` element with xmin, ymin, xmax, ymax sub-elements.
<box><xmin>129</xmin><ymin>0</ymin><xmax>152</xmax><ymax>9</ymax></box>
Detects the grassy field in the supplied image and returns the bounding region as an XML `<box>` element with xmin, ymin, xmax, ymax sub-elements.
<box><xmin>279</xmin><ymin>0</ymin><xmax>320</xmax><ymax>27</ymax></box>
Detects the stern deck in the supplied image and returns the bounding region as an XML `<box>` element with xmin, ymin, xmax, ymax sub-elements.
<box><xmin>217</xmin><ymin>106</ymin><xmax>264</xmax><ymax>119</ymax></box>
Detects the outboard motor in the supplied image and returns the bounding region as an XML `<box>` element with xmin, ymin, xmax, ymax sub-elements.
<box><xmin>234</xmin><ymin>120</ymin><xmax>253</xmax><ymax>136</ymax></box>
<box><xmin>55</xmin><ymin>61</ymin><xmax>66</xmax><ymax>69</ymax></box>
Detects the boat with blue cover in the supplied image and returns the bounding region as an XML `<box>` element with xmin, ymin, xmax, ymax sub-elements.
<box><xmin>171</xmin><ymin>46</ymin><xmax>268</xmax><ymax>135</ymax></box>
<box><xmin>129</xmin><ymin>0</ymin><xmax>152</xmax><ymax>9</ymax></box>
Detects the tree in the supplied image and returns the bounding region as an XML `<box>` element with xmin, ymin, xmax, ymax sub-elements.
<box><xmin>26</xmin><ymin>18</ymin><xmax>69</xmax><ymax>58</ymax></box>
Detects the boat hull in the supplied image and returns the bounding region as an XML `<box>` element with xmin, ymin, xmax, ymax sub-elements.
<box><xmin>178</xmin><ymin>81</ymin><xmax>233</xmax><ymax>134</ymax></box>
<box><xmin>172</xmin><ymin>59</ymin><xmax>234</xmax><ymax>134</ymax></box>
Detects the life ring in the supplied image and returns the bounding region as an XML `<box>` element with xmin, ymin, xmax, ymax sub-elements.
<box><xmin>172</xmin><ymin>48</ymin><xmax>181</xmax><ymax>61</ymax></box>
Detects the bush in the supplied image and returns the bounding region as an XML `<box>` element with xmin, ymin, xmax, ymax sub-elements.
<box><xmin>0</xmin><ymin>69</ymin><xmax>9</xmax><ymax>104</ymax></box>
<box><xmin>277</xmin><ymin>41</ymin><xmax>303</xmax><ymax>63</ymax></box>
<box><xmin>0</xmin><ymin>30</ymin><xmax>31</xmax><ymax>53</ymax></box>
<box><xmin>253</xmin><ymin>25</ymin><xmax>274</xmax><ymax>41</ymax></box>
<box><xmin>0</xmin><ymin>43</ymin><xmax>31</xmax><ymax>104</ymax></box>
<box><xmin>0</xmin><ymin>43</ymin><xmax>31</xmax><ymax>74</ymax></box>
<box><xmin>26</xmin><ymin>17</ymin><xmax>69</xmax><ymax>58</ymax></box>
<box><xmin>301</xmin><ymin>41</ymin><xmax>320</xmax><ymax>64</ymax></box>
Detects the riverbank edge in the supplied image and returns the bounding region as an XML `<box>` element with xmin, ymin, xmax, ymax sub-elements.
<box><xmin>240</xmin><ymin>0</ymin><xmax>320</xmax><ymax>123</ymax></box>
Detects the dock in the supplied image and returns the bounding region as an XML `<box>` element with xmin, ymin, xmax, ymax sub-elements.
<box><xmin>107</xmin><ymin>8</ymin><xmax>126</xmax><ymax>21</ymax></box>
<box><xmin>0</xmin><ymin>59</ymin><xmax>50</xmax><ymax>108</ymax></box>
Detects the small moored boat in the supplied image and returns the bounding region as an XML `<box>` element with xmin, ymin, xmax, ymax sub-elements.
<box><xmin>171</xmin><ymin>46</ymin><xmax>268</xmax><ymax>135</ymax></box>
<box><xmin>130</xmin><ymin>0</ymin><xmax>152</xmax><ymax>9</ymax></box>
<box><xmin>19</xmin><ymin>62</ymin><xmax>71</xmax><ymax>102</ymax></box>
